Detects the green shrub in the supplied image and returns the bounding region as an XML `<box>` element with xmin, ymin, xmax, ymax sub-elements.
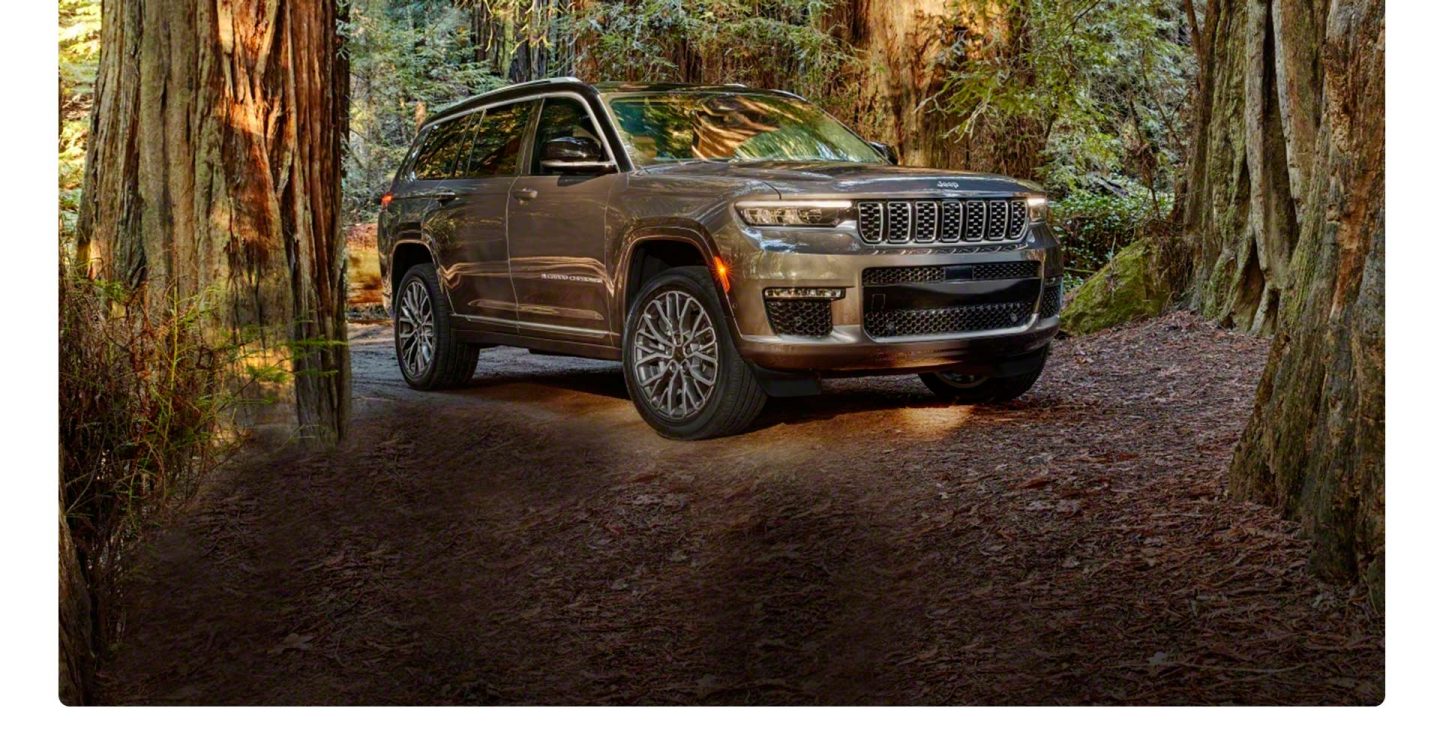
<box><xmin>59</xmin><ymin>270</ymin><xmax>247</xmax><ymax>648</ymax></box>
<box><xmin>1051</xmin><ymin>185</ymin><xmax>1172</xmax><ymax>282</ymax></box>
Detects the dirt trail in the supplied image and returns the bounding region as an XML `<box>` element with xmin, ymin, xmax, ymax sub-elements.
<box><xmin>97</xmin><ymin>313</ymin><xmax>1383</xmax><ymax>704</ymax></box>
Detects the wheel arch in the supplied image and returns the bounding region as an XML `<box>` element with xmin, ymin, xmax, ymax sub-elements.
<box><xmin>389</xmin><ymin>240</ymin><xmax>438</xmax><ymax>307</ymax></box>
<box><xmin>617</xmin><ymin>224</ymin><xmax>728</xmax><ymax>324</ymax></box>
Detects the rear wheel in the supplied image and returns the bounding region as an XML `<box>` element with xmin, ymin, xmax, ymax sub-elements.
<box><xmin>622</xmin><ymin>267</ymin><xmax>766</xmax><ymax>439</ymax></box>
<box><xmin>395</xmin><ymin>263</ymin><xmax>479</xmax><ymax>390</ymax></box>
<box><xmin>920</xmin><ymin>347</ymin><xmax>1048</xmax><ymax>404</ymax></box>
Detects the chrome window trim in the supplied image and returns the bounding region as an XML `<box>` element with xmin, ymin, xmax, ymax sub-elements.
<box><xmin>419</xmin><ymin>91</ymin><xmax>621</xmax><ymax>173</ymax></box>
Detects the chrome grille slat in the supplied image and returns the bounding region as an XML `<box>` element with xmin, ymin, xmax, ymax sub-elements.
<box><xmin>985</xmin><ymin>200</ymin><xmax>1006</xmax><ymax>240</ymax></box>
<box><xmin>963</xmin><ymin>200</ymin><xmax>986</xmax><ymax>241</ymax></box>
<box><xmin>885</xmin><ymin>201</ymin><xmax>912</xmax><ymax>243</ymax></box>
<box><xmin>940</xmin><ymin>201</ymin><xmax>963</xmax><ymax>242</ymax></box>
<box><xmin>857</xmin><ymin>201</ymin><xmax>884</xmax><ymax>244</ymax></box>
<box><xmin>1007</xmin><ymin>200</ymin><xmax>1028</xmax><ymax>238</ymax></box>
<box><xmin>856</xmin><ymin>197</ymin><xmax>1029</xmax><ymax>246</ymax></box>
<box><xmin>913</xmin><ymin>201</ymin><xmax>938</xmax><ymax>243</ymax></box>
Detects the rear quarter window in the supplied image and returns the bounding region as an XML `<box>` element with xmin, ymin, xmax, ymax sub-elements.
<box><xmin>412</xmin><ymin>116</ymin><xmax>477</xmax><ymax>181</ymax></box>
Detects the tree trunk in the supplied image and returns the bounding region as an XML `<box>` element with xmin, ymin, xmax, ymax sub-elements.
<box><xmin>59</xmin><ymin>487</ymin><xmax>93</xmax><ymax>705</ymax></box>
<box><xmin>1226</xmin><ymin>0</ymin><xmax>1384</xmax><ymax>604</ymax></box>
<box><xmin>74</xmin><ymin>0</ymin><xmax>350</xmax><ymax>441</ymax></box>
<box><xmin>1176</xmin><ymin>0</ymin><xmax>1328</xmax><ymax>334</ymax></box>
<box><xmin>466</xmin><ymin>0</ymin><xmax>568</xmax><ymax>82</ymax></box>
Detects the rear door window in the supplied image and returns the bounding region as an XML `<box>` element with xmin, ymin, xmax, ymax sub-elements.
<box><xmin>460</xmin><ymin>101</ymin><xmax>533</xmax><ymax>179</ymax></box>
<box><xmin>412</xmin><ymin>116</ymin><xmax>476</xmax><ymax>181</ymax></box>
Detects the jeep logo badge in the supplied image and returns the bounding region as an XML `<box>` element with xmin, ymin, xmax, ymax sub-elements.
<box><xmin>937</xmin><ymin>180</ymin><xmax>961</xmax><ymax>190</ymax></box>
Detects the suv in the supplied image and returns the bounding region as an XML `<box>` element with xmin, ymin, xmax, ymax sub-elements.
<box><xmin>378</xmin><ymin>78</ymin><xmax>1062</xmax><ymax>439</ymax></box>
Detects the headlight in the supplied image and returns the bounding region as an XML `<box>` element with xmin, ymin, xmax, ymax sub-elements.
<box><xmin>737</xmin><ymin>200</ymin><xmax>853</xmax><ymax>228</ymax></box>
<box><xmin>1026</xmin><ymin>194</ymin><xmax>1050</xmax><ymax>223</ymax></box>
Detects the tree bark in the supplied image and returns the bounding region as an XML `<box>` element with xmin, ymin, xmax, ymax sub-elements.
<box><xmin>75</xmin><ymin>0</ymin><xmax>350</xmax><ymax>441</ymax></box>
<box><xmin>1176</xmin><ymin>0</ymin><xmax>1329</xmax><ymax>334</ymax></box>
<box><xmin>1226</xmin><ymin>0</ymin><xmax>1384</xmax><ymax>604</ymax></box>
<box><xmin>59</xmin><ymin>486</ymin><xmax>93</xmax><ymax>705</ymax></box>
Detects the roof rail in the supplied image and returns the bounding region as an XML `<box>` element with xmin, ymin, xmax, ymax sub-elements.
<box><xmin>425</xmin><ymin>77</ymin><xmax>591</xmax><ymax>124</ymax></box>
<box><xmin>504</xmin><ymin>75</ymin><xmax>584</xmax><ymax>91</ymax></box>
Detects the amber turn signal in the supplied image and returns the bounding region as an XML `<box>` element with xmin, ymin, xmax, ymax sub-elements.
<box><xmin>712</xmin><ymin>257</ymin><xmax>732</xmax><ymax>294</ymax></box>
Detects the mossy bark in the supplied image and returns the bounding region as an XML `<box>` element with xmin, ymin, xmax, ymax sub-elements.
<box><xmin>1176</xmin><ymin>0</ymin><xmax>1327</xmax><ymax>334</ymax></box>
<box><xmin>74</xmin><ymin>0</ymin><xmax>350</xmax><ymax>442</ymax></box>
<box><xmin>1226</xmin><ymin>0</ymin><xmax>1384</xmax><ymax>605</ymax></box>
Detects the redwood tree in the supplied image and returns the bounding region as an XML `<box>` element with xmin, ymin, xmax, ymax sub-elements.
<box><xmin>75</xmin><ymin>0</ymin><xmax>350</xmax><ymax>441</ymax></box>
<box><xmin>1177</xmin><ymin>0</ymin><xmax>1384</xmax><ymax>600</ymax></box>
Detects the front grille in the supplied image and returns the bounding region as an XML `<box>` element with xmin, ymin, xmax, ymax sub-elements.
<box><xmin>857</xmin><ymin>197</ymin><xmax>1029</xmax><ymax>245</ymax></box>
<box><xmin>1039</xmin><ymin>283</ymin><xmax>1063</xmax><ymax>318</ymax></box>
<box><xmin>865</xmin><ymin>301</ymin><xmax>1033</xmax><ymax>339</ymax></box>
<box><xmin>973</xmin><ymin>260</ymin><xmax>1039</xmax><ymax>280</ymax></box>
<box><xmin>765</xmin><ymin>298</ymin><xmax>833</xmax><ymax>337</ymax></box>
<box><xmin>861</xmin><ymin>260</ymin><xmax>1040</xmax><ymax>286</ymax></box>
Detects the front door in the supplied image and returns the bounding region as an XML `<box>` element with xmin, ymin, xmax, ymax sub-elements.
<box><xmin>506</xmin><ymin>96</ymin><xmax>621</xmax><ymax>344</ymax></box>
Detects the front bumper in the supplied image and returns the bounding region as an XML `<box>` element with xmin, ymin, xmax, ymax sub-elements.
<box><xmin>716</xmin><ymin>223</ymin><xmax>1063</xmax><ymax>376</ymax></box>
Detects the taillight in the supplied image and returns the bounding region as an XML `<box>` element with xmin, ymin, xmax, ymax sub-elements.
<box><xmin>379</xmin><ymin>192</ymin><xmax>394</xmax><ymax>208</ymax></box>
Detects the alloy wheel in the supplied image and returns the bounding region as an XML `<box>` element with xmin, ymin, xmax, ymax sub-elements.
<box><xmin>397</xmin><ymin>278</ymin><xmax>436</xmax><ymax>378</ymax></box>
<box><xmin>632</xmin><ymin>290</ymin><xmax>720</xmax><ymax>421</ymax></box>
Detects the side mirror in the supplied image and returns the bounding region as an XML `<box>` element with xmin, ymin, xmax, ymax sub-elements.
<box><xmin>540</xmin><ymin>136</ymin><xmax>615</xmax><ymax>173</ymax></box>
<box><xmin>870</xmin><ymin>141</ymin><xmax>899</xmax><ymax>165</ymax></box>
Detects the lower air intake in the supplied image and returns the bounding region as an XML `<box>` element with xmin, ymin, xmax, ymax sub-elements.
<box><xmin>864</xmin><ymin>301</ymin><xmax>1032</xmax><ymax>339</ymax></box>
<box><xmin>765</xmin><ymin>298</ymin><xmax>833</xmax><ymax>337</ymax></box>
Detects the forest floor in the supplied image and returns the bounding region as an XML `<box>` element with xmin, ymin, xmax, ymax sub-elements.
<box><xmin>96</xmin><ymin>312</ymin><xmax>1384</xmax><ymax>705</ymax></box>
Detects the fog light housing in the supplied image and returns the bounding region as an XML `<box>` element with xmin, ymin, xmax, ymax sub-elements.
<box><xmin>763</xmin><ymin>287</ymin><xmax>846</xmax><ymax>300</ymax></box>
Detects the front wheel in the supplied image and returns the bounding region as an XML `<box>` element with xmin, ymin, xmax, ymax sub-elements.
<box><xmin>920</xmin><ymin>348</ymin><xmax>1048</xmax><ymax>404</ymax></box>
<box><xmin>622</xmin><ymin>267</ymin><xmax>767</xmax><ymax>440</ymax></box>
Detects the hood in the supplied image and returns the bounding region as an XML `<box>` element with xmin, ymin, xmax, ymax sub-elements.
<box><xmin>637</xmin><ymin>160</ymin><xmax>1041</xmax><ymax>198</ymax></box>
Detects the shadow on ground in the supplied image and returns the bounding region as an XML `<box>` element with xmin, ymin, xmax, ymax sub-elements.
<box><xmin>97</xmin><ymin>313</ymin><xmax>1384</xmax><ymax>705</ymax></box>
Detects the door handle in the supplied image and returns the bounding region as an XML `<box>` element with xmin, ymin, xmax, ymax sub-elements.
<box><xmin>433</xmin><ymin>189</ymin><xmax>458</xmax><ymax>204</ymax></box>
<box><xmin>514</xmin><ymin>188</ymin><xmax>539</xmax><ymax>202</ymax></box>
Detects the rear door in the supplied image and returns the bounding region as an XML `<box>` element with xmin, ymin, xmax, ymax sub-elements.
<box><xmin>409</xmin><ymin>114</ymin><xmax>494</xmax><ymax>317</ymax></box>
<box><xmin>421</xmin><ymin>101</ymin><xmax>536</xmax><ymax>328</ymax></box>
<box><xmin>505</xmin><ymin>95</ymin><xmax>622</xmax><ymax>344</ymax></box>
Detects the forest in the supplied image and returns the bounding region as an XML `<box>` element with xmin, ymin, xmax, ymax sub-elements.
<box><xmin>58</xmin><ymin>0</ymin><xmax>1383</xmax><ymax>706</ymax></box>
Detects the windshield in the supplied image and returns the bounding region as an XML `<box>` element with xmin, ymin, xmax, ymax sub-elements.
<box><xmin>604</xmin><ymin>92</ymin><xmax>888</xmax><ymax>166</ymax></box>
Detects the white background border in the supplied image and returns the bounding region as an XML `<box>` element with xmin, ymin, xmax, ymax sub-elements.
<box><xmin>3</xmin><ymin>1</ymin><xmax>1430</xmax><ymax>747</ymax></box>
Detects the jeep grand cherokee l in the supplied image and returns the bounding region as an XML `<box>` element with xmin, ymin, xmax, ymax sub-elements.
<box><xmin>378</xmin><ymin>78</ymin><xmax>1062</xmax><ymax>439</ymax></box>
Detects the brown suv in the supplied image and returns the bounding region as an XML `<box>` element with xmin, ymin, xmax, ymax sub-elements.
<box><xmin>378</xmin><ymin>78</ymin><xmax>1062</xmax><ymax>439</ymax></box>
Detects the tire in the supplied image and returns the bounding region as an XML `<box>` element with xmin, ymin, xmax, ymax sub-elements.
<box><xmin>394</xmin><ymin>263</ymin><xmax>479</xmax><ymax>390</ymax></box>
<box><xmin>920</xmin><ymin>346</ymin><xmax>1048</xmax><ymax>404</ymax></box>
<box><xmin>622</xmin><ymin>267</ymin><xmax>767</xmax><ymax>439</ymax></box>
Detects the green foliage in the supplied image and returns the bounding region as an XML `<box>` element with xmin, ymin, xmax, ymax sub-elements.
<box><xmin>343</xmin><ymin>0</ymin><xmax>508</xmax><ymax>218</ymax></box>
<box><xmin>935</xmin><ymin>0</ymin><xmax>1193</xmax><ymax>192</ymax></box>
<box><xmin>1051</xmin><ymin>180</ymin><xmax>1173</xmax><ymax>280</ymax></box>
<box><xmin>568</xmin><ymin>0</ymin><xmax>848</xmax><ymax>105</ymax></box>
<box><xmin>59</xmin><ymin>0</ymin><xmax>101</xmax><ymax>245</ymax></box>
<box><xmin>60</xmin><ymin>268</ymin><xmax>242</xmax><ymax>644</ymax></box>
